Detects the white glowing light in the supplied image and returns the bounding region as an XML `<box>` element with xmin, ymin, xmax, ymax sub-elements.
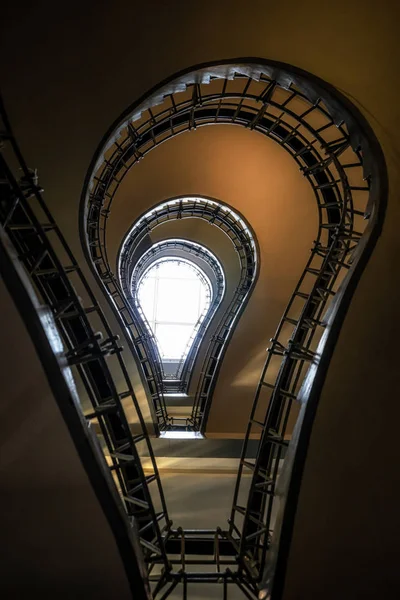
<box><xmin>137</xmin><ymin>259</ymin><xmax>211</xmax><ymax>361</ymax></box>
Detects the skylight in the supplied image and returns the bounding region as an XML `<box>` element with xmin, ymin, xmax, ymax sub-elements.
<box><xmin>137</xmin><ymin>258</ymin><xmax>212</xmax><ymax>361</ymax></box>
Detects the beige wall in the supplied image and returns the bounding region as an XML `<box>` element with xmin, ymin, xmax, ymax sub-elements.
<box><xmin>1</xmin><ymin>0</ymin><xmax>399</xmax><ymax>597</ymax></box>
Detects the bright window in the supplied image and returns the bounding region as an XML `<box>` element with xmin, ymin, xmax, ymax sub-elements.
<box><xmin>137</xmin><ymin>259</ymin><xmax>212</xmax><ymax>360</ymax></box>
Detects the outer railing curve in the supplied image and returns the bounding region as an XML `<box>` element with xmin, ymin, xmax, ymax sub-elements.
<box><xmin>118</xmin><ymin>195</ymin><xmax>258</xmax><ymax>432</ymax></box>
<box><xmin>76</xmin><ymin>58</ymin><xmax>387</xmax><ymax>597</ymax></box>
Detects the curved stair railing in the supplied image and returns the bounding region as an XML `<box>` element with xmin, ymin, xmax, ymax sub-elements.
<box><xmin>1</xmin><ymin>58</ymin><xmax>387</xmax><ymax>600</ymax></box>
<box><xmin>0</xmin><ymin>97</ymin><xmax>172</xmax><ymax>586</ymax></box>
<box><xmin>118</xmin><ymin>196</ymin><xmax>258</xmax><ymax>433</ymax></box>
<box><xmin>0</xmin><ymin>226</ymin><xmax>151</xmax><ymax>600</ymax></box>
<box><xmin>80</xmin><ymin>60</ymin><xmax>376</xmax><ymax>439</ymax></box>
<box><xmin>129</xmin><ymin>239</ymin><xmax>225</xmax><ymax>395</ymax></box>
<box><xmin>80</xmin><ymin>60</ymin><xmax>387</xmax><ymax>598</ymax></box>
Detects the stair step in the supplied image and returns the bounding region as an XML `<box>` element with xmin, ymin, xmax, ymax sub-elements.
<box><xmin>123</xmin><ymin>495</ymin><xmax>150</xmax><ymax>510</ymax></box>
<box><xmin>85</xmin><ymin>402</ymin><xmax>117</xmax><ymax>419</ymax></box>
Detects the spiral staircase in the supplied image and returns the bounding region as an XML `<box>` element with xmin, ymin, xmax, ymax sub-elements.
<box><xmin>0</xmin><ymin>58</ymin><xmax>387</xmax><ymax>600</ymax></box>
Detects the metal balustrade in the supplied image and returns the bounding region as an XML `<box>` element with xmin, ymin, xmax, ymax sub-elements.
<box><xmin>79</xmin><ymin>60</ymin><xmax>387</xmax><ymax>598</ymax></box>
<box><xmin>118</xmin><ymin>197</ymin><xmax>258</xmax><ymax>433</ymax></box>
<box><xmin>129</xmin><ymin>239</ymin><xmax>225</xmax><ymax>399</ymax></box>
<box><xmin>0</xmin><ymin>97</ymin><xmax>172</xmax><ymax>585</ymax></box>
<box><xmin>81</xmin><ymin>62</ymin><xmax>369</xmax><ymax>441</ymax></box>
<box><xmin>0</xmin><ymin>58</ymin><xmax>387</xmax><ymax>600</ymax></box>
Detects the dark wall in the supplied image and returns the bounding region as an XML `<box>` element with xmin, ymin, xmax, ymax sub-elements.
<box><xmin>0</xmin><ymin>280</ymin><xmax>132</xmax><ymax>598</ymax></box>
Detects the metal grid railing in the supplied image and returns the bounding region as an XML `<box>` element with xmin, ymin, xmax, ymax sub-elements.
<box><xmin>92</xmin><ymin>268</ymin><xmax>170</xmax><ymax>431</ymax></box>
<box><xmin>3</xmin><ymin>60</ymin><xmax>385</xmax><ymax>600</ymax></box>
<box><xmin>81</xmin><ymin>61</ymin><xmax>377</xmax><ymax>595</ymax></box>
<box><xmin>0</xmin><ymin>98</ymin><xmax>172</xmax><ymax>584</ymax></box>
<box><xmin>82</xmin><ymin>67</ymin><xmax>365</xmax><ymax>439</ymax></box>
<box><xmin>129</xmin><ymin>239</ymin><xmax>225</xmax><ymax>393</ymax></box>
<box><xmin>117</xmin><ymin>197</ymin><xmax>258</xmax><ymax>432</ymax></box>
<box><xmin>151</xmin><ymin>528</ymin><xmax>257</xmax><ymax>600</ymax></box>
<box><xmin>230</xmin><ymin>234</ymin><xmax>357</xmax><ymax>581</ymax></box>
